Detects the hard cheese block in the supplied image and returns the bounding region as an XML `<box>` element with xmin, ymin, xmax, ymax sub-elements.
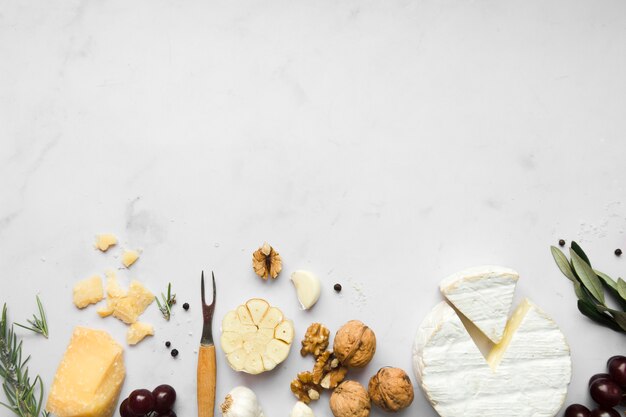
<box><xmin>413</xmin><ymin>300</ymin><xmax>571</xmax><ymax>417</ymax></box>
<box><xmin>439</xmin><ymin>265</ymin><xmax>518</xmax><ymax>344</ymax></box>
<box><xmin>46</xmin><ymin>327</ymin><xmax>125</xmax><ymax>417</ymax></box>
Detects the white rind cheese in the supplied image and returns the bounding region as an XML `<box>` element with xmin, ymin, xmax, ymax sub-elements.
<box><xmin>413</xmin><ymin>300</ymin><xmax>571</xmax><ymax>417</ymax></box>
<box><xmin>440</xmin><ymin>265</ymin><xmax>518</xmax><ymax>343</ymax></box>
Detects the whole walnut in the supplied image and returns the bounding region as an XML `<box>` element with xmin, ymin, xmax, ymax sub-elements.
<box><xmin>330</xmin><ymin>380</ymin><xmax>371</xmax><ymax>417</ymax></box>
<box><xmin>368</xmin><ymin>367</ymin><xmax>414</xmax><ymax>412</ymax></box>
<box><xmin>333</xmin><ymin>320</ymin><xmax>376</xmax><ymax>368</ymax></box>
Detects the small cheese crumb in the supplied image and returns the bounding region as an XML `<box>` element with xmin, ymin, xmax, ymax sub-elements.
<box><xmin>95</xmin><ymin>234</ymin><xmax>117</xmax><ymax>252</ymax></box>
<box><xmin>121</xmin><ymin>250</ymin><xmax>140</xmax><ymax>268</ymax></box>
<box><xmin>73</xmin><ymin>276</ymin><xmax>104</xmax><ymax>309</ymax></box>
<box><xmin>126</xmin><ymin>322</ymin><xmax>154</xmax><ymax>345</ymax></box>
<box><xmin>97</xmin><ymin>305</ymin><xmax>114</xmax><ymax>318</ymax></box>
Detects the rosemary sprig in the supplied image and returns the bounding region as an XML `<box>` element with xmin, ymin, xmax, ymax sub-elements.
<box><xmin>0</xmin><ymin>304</ymin><xmax>49</xmax><ymax>417</ymax></box>
<box><xmin>14</xmin><ymin>297</ymin><xmax>48</xmax><ymax>338</ymax></box>
<box><xmin>551</xmin><ymin>241</ymin><xmax>626</xmax><ymax>334</ymax></box>
<box><xmin>155</xmin><ymin>283</ymin><xmax>176</xmax><ymax>321</ymax></box>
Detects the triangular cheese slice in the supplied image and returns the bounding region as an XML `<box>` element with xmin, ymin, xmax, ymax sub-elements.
<box><xmin>413</xmin><ymin>300</ymin><xmax>571</xmax><ymax>417</ymax></box>
<box><xmin>440</xmin><ymin>265</ymin><xmax>518</xmax><ymax>344</ymax></box>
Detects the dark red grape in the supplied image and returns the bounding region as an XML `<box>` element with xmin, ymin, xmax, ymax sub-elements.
<box><xmin>564</xmin><ymin>404</ymin><xmax>591</xmax><ymax>417</ymax></box>
<box><xmin>607</xmin><ymin>356</ymin><xmax>626</xmax><ymax>387</ymax></box>
<box><xmin>590</xmin><ymin>379</ymin><xmax>623</xmax><ymax>408</ymax></box>
<box><xmin>589</xmin><ymin>408</ymin><xmax>619</xmax><ymax>417</ymax></box>
<box><xmin>128</xmin><ymin>389</ymin><xmax>155</xmax><ymax>415</ymax></box>
<box><xmin>119</xmin><ymin>398</ymin><xmax>137</xmax><ymax>417</ymax></box>
<box><xmin>589</xmin><ymin>374</ymin><xmax>612</xmax><ymax>387</ymax></box>
<box><xmin>155</xmin><ymin>411</ymin><xmax>177</xmax><ymax>417</ymax></box>
<box><xmin>152</xmin><ymin>384</ymin><xmax>177</xmax><ymax>413</ymax></box>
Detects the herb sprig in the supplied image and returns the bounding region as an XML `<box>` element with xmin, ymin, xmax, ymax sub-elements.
<box><xmin>0</xmin><ymin>304</ymin><xmax>49</xmax><ymax>417</ymax></box>
<box><xmin>14</xmin><ymin>297</ymin><xmax>48</xmax><ymax>338</ymax></box>
<box><xmin>155</xmin><ymin>283</ymin><xmax>176</xmax><ymax>321</ymax></box>
<box><xmin>551</xmin><ymin>241</ymin><xmax>626</xmax><ymax>333</ymax></box>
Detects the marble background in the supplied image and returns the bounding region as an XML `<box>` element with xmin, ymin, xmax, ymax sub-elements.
<box><xmin>1</xmin><ymin>0</ymin><xmax>625</xmax><ymax>416</ymax></box>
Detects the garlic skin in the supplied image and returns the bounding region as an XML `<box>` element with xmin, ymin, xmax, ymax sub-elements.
<box><xmin>291</xmin><ymin>401</ymin><xmax>315</xmax><ymax>417</ymax></box>
<box><xmin>220</xmin><ymin>386</ymin><xmax>265</xmax><ymax>417</ymax></box>
<box><xmin>291</xmin><ymin>270</ymin><xmax>321</xmax><ymax>310</ymax></box>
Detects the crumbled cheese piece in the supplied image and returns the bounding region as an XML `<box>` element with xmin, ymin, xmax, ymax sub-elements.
<box><xmin>95</xmin><ymin>234</ymin><xmax>117</xmax><ymax>252</ymax></box>
<box><xmin>121</xmin><ymin>250</ymin><xmax>140</xmax><ymax>268</ymax></box>
<box><xmin>127</xmin><ymin>322</ymin><xmax>154</xmax><ymax>345</ymax></box>
<box><xmin>104</xmin><ymin>279</ymin><xmax>154</xmax><ymax>324</ymax></box>
<box><xmin>72</xmin><ymin>276</ymin><xmax>104</xmax><ymax>309</ymax></box>
<box><xmin>46</xmin><ymin>327</ymin><xmax>125</xmax><ymax>417</ymax></box>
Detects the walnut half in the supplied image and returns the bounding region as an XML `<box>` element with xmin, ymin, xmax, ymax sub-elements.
<box><xmin>290</xmin><ymin>371</ymin><xmax>321</xmax><ymax>404</ymax></box>
<box><xmin>300</xmin><ymin>323</ymin><xmax>330</xmax><ymax>357</ymax></box>
<box><xmin>252</xmin><ymin>242</ymin><xmax>282</xmax><ymax>280</ymax></box>
<box><xmin>313</xmin><ymin>351</ymin><xmax>348</xmax><ymax>390</ymax></box>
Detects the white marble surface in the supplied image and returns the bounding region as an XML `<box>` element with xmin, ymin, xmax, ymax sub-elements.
<box><xmin>1</xmin><ymin>1</ymin><xmax>625</xmax><ymax>416</ymax></box>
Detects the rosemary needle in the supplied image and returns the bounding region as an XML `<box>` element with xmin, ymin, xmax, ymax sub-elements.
<box><xmin>15</xmin><ymin>296</ymin><xmax>48</xmax><ymax>338</ymax></box>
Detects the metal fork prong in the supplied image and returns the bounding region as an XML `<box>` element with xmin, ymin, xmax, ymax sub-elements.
<box><xmin>201</xmin><ymin>270</ymin><xmax>206</xmax><ymax>306</ymax></box>
<box><xmin>211</xmin><ymin>271</ymin><xmax>216</xmax><ymax>308</ymax></box>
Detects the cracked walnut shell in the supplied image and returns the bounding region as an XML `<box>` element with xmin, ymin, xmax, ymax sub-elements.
<box><xmin>368</xmin><ymin>367</ymin><xmax>414</xmax><ymax>412</ymax></box>
<box><xmin>290</xmin><ymin>371</ymin><xmax>321</xmax><ymax>404</ymax></box>
<box><xmin>300</xmin><ymin>323</ymin><xmax>330</xmax><ymax>357</ymax></box>
<box><xmin>330</xmin><ymin>380</ymin><xmax>371</xmax><ymax>417</ymax></box>
<box><xmin>312</xmin><ymin>351</ymin><xmax>348</xmax><ymax>390</ymax></box>
<box><xmin>252</xmin><ymin>242</ymin><xmax>282</xmax><ymax>280</ymax></box>
<box><xmin>333</xmin><ymin>320</ymin><xmax>376</xmax><ymax>368</ymax></box>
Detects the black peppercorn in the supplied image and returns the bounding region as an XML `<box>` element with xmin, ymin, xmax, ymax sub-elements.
<box><xmin>165</xmin><ymin>341</ymin><xmax>171</xmax><ymax>348</ymax></box>
<box><xmin>171</xmin><ymin>349</ymin><xmax>179</xmax><ymax>358</ymax></box>
<box><xmin>558</xmin><ymin>239</ymin><xmax>565</xmax><ymax>247</ymax></box>
<box><xmin>334</xmin><ymin>283</ymin><xmax>342</xmax><ymax>292</ymax></box>
<box><xmin>615</xmin><ymin>248</ymin><xmax>622</xmax><ymax>256</ymax></box>
<box><xmin>183</xmin><ymin>302</ymin><xmax>190</xmax><ymax>310</ymax></box>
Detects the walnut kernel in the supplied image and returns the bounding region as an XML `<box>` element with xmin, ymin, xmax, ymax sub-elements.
<box><xmin>368</xmin><ymin>367</ymin><xmax>414</xmax><ymax>412</ymax></box>
<box><xmin>333</xmin><ymin>320</ymin><xmax>376</xmax><ymax>368</ymax></box>
<box><xmin>300</xmin><ymin>323</ymin><xmax>330</xmax><ymax>357</ymax></box>
<box><xmin>290</xmin><ymin>371</ymin><xmax>321</xmax><ymax>404</ymax></box>
<box><xmin>312</xmin><ymin>351</ymin><xmax>348</xmax><ymax>390</ymax></box>
<box><xmin>252</xmin><ymin>242</ymin><xmax>282</xmax><ymax>280</ymax></box>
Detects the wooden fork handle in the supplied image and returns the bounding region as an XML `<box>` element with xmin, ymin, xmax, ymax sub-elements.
<box><xmin>197</xmin><ymin>344</ymin><xmax>216</xmax><ymax>417</ymax></box>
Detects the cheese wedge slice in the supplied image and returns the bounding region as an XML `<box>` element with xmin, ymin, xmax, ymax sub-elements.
<box><xmin>46</xmin><ymin>327</ymin><xmax>125</xmax><ymax>417</ymax></box>
<box><xmin>413</xmin><ymin>300</ymin><xmax>571</xmax><ymax>417</ymax></box>
<box><xmin>440</xmin><ymin>265</ymin><xmax>518</xmax><ymax>344</ymax></box>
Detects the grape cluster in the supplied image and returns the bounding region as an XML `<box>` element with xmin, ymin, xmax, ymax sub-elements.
<box><xmin>120</xmin><ymin>384</ymin><xmax>177</xmax><ymax>417</ymax></box>
<box><xmin>565</xmin><ymin>355</ymin><xmax>626</xmax><ymax>417</ymax></box>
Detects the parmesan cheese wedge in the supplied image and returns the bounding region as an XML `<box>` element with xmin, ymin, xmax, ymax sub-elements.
<box><xmin>46</xmin><ymin>327</ymin><xmax>125</xmax><ymax>417</ymax></box>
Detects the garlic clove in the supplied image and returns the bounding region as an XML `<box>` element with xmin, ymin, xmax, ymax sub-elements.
<box><xmin>290</xmin><ymin>270</ymin><xmax>321</xmax><ymax>310</ymax></box>
<box><xmin>291</xmin><ymin>401</ymin><xmax>315</xmax><ymax>417</ymax></box>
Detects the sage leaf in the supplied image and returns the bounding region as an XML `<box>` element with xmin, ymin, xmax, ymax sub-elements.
<box><xmin>596</xmin><ymin>270</ymin><xmax>626</xmax><ymax>311</ymax></box>
<box><xmin>571</xmin><ymin>241</ymin><xmax>591</xmax><ymax>265</ymax></box>
<box><xmin>577</xmin><ymin>300</ymin><xmax>621</xmax><ymax>331</ymax></box>
<box><xmin>551</xmin><ymin>246</ymin><xmax>577</xmax><ymax>282</ymax></box>
<box><xmin>570</xmin><ymin>249</ymin><xmax>605</xmax><ymax>304</ymax></box>
<box><xmin>595</xmin><ymin>305</ymin><xmax>626</xmax><ymax>332</ymax></box>
<box><xmin>618</xmin><ymin>278</ymin><xmax>626</xmax><ymax>300</ymax></box>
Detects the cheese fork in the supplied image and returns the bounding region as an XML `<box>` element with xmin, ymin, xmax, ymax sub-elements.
<box><xmin>198</xmin><ymin>271</ymin><xmax>216</xmax><ymax>417</ymax></box>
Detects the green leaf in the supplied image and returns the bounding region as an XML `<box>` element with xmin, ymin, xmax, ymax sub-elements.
<box><xmin>577</xmin><ymin>300</ymin><xmax>621</xmax><ymax>331</ymax></box>
<box><xmin>595</xmin><ymin>270</ymin><xmax>617</xmax><ymax>290</ymax></box>
<box><xmin>570</xmin><ymin>249</ymin><xmax>605</xmax><ymax>304</ymax></box>
<box><xmin>618</xmin><ymin>278</ymin><xmax>626</xmax><ymax>300</ymax></box>
<box><xmin>571</xmin><ymin>241</ymin><xmax>591</xmax><ymax>265</ymax></box>
<box><xmin>596</xmin><ymin>271</ymin><xmax>626</xmax><ymax>311</ymax></box>
<box><xmin>595</xmin><ymin>305</ymin><xmax>626</xmax><ymax>331</ymax></box>
<box><xmin>551</xmin><ymin>246</ymin><xmax>577</xmax><ymax>282</ymax></box>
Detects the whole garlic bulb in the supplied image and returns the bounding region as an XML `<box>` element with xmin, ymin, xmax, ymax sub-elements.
<box><xmin>291</xmin><ymin>401</ymin><xmax>315</xmax><ymax>417</ymax></box>
<box><xmin>220</xmin><ymin>386</ymin><xmax>265</xmax><ymax>417</ymax></box>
